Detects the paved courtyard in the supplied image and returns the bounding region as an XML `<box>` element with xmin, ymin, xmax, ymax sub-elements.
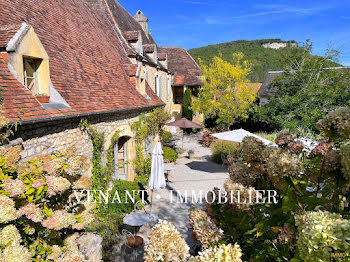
<box><xmin>113</xmin><ymin>132</ymin><xmax>229</xmax><ymax>261</ymax></box>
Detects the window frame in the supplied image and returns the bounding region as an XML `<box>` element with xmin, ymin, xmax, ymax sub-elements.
<box><xmin>23</xmin><ymin>57</ymin><xmax>40</xmax><ymax>94</ymax></box>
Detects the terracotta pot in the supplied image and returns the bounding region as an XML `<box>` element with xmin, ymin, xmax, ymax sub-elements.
<box><xmin>36</xmin><ymin>95</ymin><xmax>50</xmax><ymax>103</ymax></box>
<box><xmin>127</xmin><ymin>236</ymin><xmax>143</xmax><ymax>248</ymax></box>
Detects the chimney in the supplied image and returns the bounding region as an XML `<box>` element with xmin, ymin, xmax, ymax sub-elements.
<box><xmin>134</xmin><ymin>10</ymin><xmax>149</xmax><ymax>35</ymax></box>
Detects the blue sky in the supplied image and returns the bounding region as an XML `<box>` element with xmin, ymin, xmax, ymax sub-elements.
<box><xmin>119</xmin><ymin>0</ymin><xmax>350</xmax><ymax>65</ymax></box>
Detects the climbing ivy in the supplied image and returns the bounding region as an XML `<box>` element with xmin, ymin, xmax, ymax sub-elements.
<box><xmin>105</xmin><ymin>130</ymin><xmax>122</xmax><ymax>179</ymax></box>
<box><xmin>79</xmin><ymin>119</ymin><xmax>107</xmax><ymax>191</ymax></box>
<box><xmin>130</xmin><ymin>107</ymin><xmax>171</xmax><ymax>176</ymax></box>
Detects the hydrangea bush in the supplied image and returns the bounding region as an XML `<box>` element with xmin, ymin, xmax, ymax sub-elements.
<box><xmin>189</xmin><ymin>206</ymin><xmax>224</xmax><ymax>249</ymax></box>
<box><xmin>189</xmin><ymin>243</ymin><xmax>242</xmax><ymax>262</ymax></box>
<box><xmin>0</xmin><ymin>145</ymin><xmax>94</xmax><ymax>261</ymax></box>
<box><xmin>295</xmin><ymin>211</ymin><xmax>350</xmax><ymax>262</ymax></box>
<box><xmin>144</xmin><ymin>220</ymin><xmax>190</xmax><ymax>262</ymax></box>
<box><xmin>206</xmin><ymin>107</ymin><xmax>350</xmax><ymax>261</ymax></box>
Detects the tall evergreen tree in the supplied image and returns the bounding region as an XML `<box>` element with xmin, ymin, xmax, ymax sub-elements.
<box><xmin>182</xmin><ymin>88</ymin><xmax>193</xmax><ymax>120</ymax></box>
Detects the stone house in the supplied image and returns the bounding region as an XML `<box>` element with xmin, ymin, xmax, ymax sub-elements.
<box><xmin>158</xmin><ymin>46</ymin><xmax>203</xmax><ymax>120</ymax></box>
<box><xmin>0</xmin><ymin>0</ymin><xmax>202</xmax><ymax>181</ymax></box>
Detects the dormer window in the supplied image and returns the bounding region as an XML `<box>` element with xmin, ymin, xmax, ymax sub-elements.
<box><xmin>23</xmin><ymin>57</ymin><xmax>41</xmax><ymax>94</ymax></box>
<box><xmin>4</xmin><ymin>23</ymin><xmax>52</xmax><ymax>103</ymax></box>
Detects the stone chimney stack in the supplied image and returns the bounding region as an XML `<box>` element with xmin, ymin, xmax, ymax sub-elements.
<box><xmin>134</xmin><ymin>10</ymin><xmax>149</xmax><ymax>35</ymax></box>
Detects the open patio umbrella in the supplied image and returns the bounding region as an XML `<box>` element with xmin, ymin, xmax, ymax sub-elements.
<box><xmin>211</xmin><ymin>128</ymin><xmax>272</xmax><ymax>145</ymax></box>
<box><xmin>148</xmin><ymin>140</ymin><xmax>166</xmax><ymax>219</ymax></box>
<box><xmin>166</xmin><ymin>118</ymin><xmax>202</xmax><ymax>148</ymax></box>
<box><xmin>169</xmin><ymin>117</ymin><xmax>177</xmax><ymax>135</ymax></box>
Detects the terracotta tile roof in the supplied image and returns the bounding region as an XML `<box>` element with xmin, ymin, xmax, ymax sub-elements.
<box><xmin>158</xmin><ymin>53</ymin><xmax>167</xmax><ymax>61</ymax></box>
<box><xmin>0</xmin><ymin>56</ymin><xmax>52</xmax><ymax>121</ymax></box>
<box><xmin>0</xmin><ymin>24</ymin><xmax>22</xmax><ymax>49</ymax></box>
<box><xmin>103</xmin><ymin>0</ymin><xmax>155</xmax><ymax>45</ymax></box>
<box><xmin>88</xmin><ymin>0</ymin><xmax>169</xmax><ymax>71</ymax></box>
<box><xmin>124</xmin><ymin>64</ymin><xmax>138</xmax><ymax>77</ymax></box>
<box><xmin>158</xmin><ymin>47</ymin><xmax>202</xmax><ymax>86</ymax></box>
<box><xmin>143</xmin><ymin>44</ymin><xmax>156</xmax><ymax>53</ymax></box>
<box><xmin>0</xmin><ymin>0</ymin><xmax>164</xmax><ymax>122</ymax></box>
<box><xmin>124</xmin><ymin>31</ymin><xmax>140</xmax><ymax>42</ymax></box>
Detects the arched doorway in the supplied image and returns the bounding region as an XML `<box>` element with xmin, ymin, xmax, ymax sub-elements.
<box><xmin>114</xmin><ymin>136</ymin><xmax>131</xmax><ymax>180</ymax></box>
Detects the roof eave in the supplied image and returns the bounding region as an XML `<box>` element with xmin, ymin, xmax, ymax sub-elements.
<box><xmin>17</xmin><ymin>103</ymin><xmax>165</xmax><ymax>126</ymax></box>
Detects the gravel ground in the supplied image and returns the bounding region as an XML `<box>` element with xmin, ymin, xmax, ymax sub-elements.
<box><xmin>112</xmin><ymin>132</ymin><xmax>229</xmax><ymax>261</ymax></box>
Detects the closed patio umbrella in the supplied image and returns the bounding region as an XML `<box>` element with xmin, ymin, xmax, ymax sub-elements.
<box><xmin>169</xmin><ymin>117</ymin><xmax>177</xmax><ymax>135</ymax></box>
<box><xmin>148</xmin><ymin>141</ymin><xmax>166</xmax><ymax>218</ymax></box>
<box><xmin>167</xmin><ymin>118</ymin><xmax>202</xmax><ymax>148</ymax></box>
<box><xmin>211</xmin><ymin>128</ymin><xmax>272</xmax><ymax>145</ymax></box>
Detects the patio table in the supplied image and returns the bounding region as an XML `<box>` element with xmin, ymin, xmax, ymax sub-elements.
<box><xmin>123</xmin><ymin>213</ymin><xmax>158</xmax><ymax>234</ymax></box>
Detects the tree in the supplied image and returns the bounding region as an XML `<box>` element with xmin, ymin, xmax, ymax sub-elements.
<box><xmin>182</xmin><ymin>88</ymin><xmax>193</xmax><ymax>120</ymax></box>
<box><xmin>192</xmin><ymin>53</ymin><xmax>257</xmax><ymax>129</ymax></box>
<box><xmin>258</xmin><ymin>41</ymin><xmax>350</xmax><ymax>135</ymax></box>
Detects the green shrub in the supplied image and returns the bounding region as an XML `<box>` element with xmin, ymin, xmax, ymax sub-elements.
<box><xmin>161</xmin><ymin>131</ymin><xmax>173</xmax><ymax>144</ymax></box>
<box><xmin>182</xmin><ymin>88</ymin><xmax>193</xmax><ymax>120</ymax></box>
<box><xmin>211</xmin><ymin>140</ymin><xmax>239</xmax><ymax>164</ymax></box>
<box><xmin>163</xmin><ymin>146</ymin><xmax>178</xmax><ymax>163</ymax></box>
<box><xmin>134</xmin><ymin>156</ymin><xmax>151</xmax><ymax>177</ymax></box>
<box><xmin>102</xmin><ymin>179</ymin><xmax>143</xmax><ymax>214</ymax></box>
<box><xmin>134</xmin><ymin>174</ymin><xmax>150</xmax><ymax>187</ymax></box>
<box><xmin>176</xmin><ymin>148</ymin><xmax>185</xmax><ymax>155</ymax></box>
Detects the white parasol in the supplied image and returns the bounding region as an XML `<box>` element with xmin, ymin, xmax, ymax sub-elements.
<box><xmin>148</xmin><ymin>141</ymin><xmax>166</xmax><ymax>219</ymax></box>
<box><xmin>211</xmin><ymin>128</ymin><xmax>272</xmax><ymax>145</ymax></box>
<box><xmin>169</xmin><ymin>117</ymin><xmax>176</xmax><ymax>135</ymax></box>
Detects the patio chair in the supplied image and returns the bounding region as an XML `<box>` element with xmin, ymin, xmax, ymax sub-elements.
<box><xmin>121</xmin><ymin>229</ymin><xmax>142</xmax><ymax>261</ymax></box>
<box><xmin>221</xmin><ymin>154</ymin><xmax>229</xmax><ymax>167</ymax></box>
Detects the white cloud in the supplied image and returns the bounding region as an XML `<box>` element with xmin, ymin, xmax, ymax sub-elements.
<box><xmin>231</xmin><ymin>5</ymin><xmax>331</xmax><ymax>19</ymax></box>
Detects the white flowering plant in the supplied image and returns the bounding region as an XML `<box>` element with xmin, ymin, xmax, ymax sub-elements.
<box><xmin>205</xmin><ymin>108</ymin><xmax>350</xmax><ymax>261</ymax></box>
<box><xmin>189</xmin><ymin>243</ymin><xmax>242</xmax><ymax>262</ymax></box>
<box><xmin>189</xmin><ymin>206</ymin><xmax>223</xmax><ymax>249</ymax></box>
<box><xmin>0</xmin><ymin>145</ymin><xmax>93</xmax><ymax>261</ymax></box>
<box><xmin>295</xmin><ymin>211</ymin><xmax>350</xmax><ymax>262</ymax></box>
<box><xmin>144</xmin><ymin>220</ymin><xmax>190</xmax><ymax>262</ymax></box>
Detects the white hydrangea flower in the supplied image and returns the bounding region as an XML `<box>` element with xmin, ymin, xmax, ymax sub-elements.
<box><xmin>1</xmin><ymin>245</ymin><xmax>31</xmax><ymax>262</ymax></box>
<box><xmin>144</xmin><ymin>220</ymin><xmax>190</xmax><ymax>262</ymax></box>
<box><xmin>0</xmin><ymin>225</ymin><xmax>22</xmax><ymax>247</ymax></box>
<box><xmin>192</xmin><ymin>243</ymin><xmax>242</xmax><ymax>262</ymax></box>
<box><xmin>295</xmin><ymin>210</ymin><xmax>350</xmax><ymax>262</ymax></box>
<box><xmin>0</xmin><ymin>195</ymin><xmax>18</xmax><ymax>224</ymax></box>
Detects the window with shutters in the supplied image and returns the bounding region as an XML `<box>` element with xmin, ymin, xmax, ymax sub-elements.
<box><xmin>114</xmin><ymin>136</ymin><xmax>131</xmax><ymax>181</ymax></box>
<box><xmin>166</xmin><ymin>77</ymin><xmax>170</xmax><ymax>100</ymax></box>
<box><xmin>159</xmin><ymin>76</ymin><xmax>162</xmax><ymax>99</ymax></box>
<box><xmin>155</xmin><ymin>76</ymin><xmax>158</xmax><ymax>96</ymax></box>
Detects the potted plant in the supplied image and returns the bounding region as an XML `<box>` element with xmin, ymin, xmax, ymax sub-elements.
<box><xmin>36</xmin><ymin>94</ymin><xmax>50</xmax><ymax>103</ymax></box>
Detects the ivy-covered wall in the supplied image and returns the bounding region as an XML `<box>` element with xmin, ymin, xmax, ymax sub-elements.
<box><xmin>12</xmin><ymin>110</ymin><xmax>143</xmax><ymax>181</ymax></box>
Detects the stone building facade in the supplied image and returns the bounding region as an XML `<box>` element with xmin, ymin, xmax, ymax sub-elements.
<box><xmin>0</xmin><ymin>0</ymin><xmax>202</xmax><ymax>182</ymax></box>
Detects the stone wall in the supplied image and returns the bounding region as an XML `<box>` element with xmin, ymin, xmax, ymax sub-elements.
<box><xmin>144</xmin><ymin>64</ymin><xmax>173</xmax><ymax>112</ymax></box>
<box><xmin>14</xmin><ymin>109</ymin><xmax>146</xmax><ymax>181</ymax></box>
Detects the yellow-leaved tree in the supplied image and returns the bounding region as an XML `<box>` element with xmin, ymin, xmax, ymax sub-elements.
<box><xmin>193</xmin><ymin>53</ymin><xmax>257</xmax><ymax>129</ymax></box>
